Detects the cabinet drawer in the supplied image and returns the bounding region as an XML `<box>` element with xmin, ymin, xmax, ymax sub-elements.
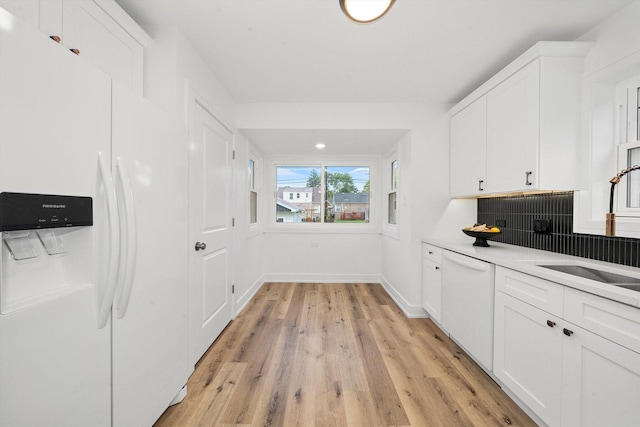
<box><xmin>564</xmin><ymin>287</ymin><xmax>640</xmax><ymax>354</ymax></box>
<box><xmin>422</xmin><ymin>244</ymin><xmax>442</xmax><ymax>263</ymax></box>
<box><xmin>495</xmin><ymin>266</ymin><xmax>563</xmax><ymax>316</ymax></box>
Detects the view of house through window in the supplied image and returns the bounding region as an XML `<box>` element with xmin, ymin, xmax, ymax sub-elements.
<box><xmin>249</xmin><ymin>159</ymin><xmax>257</xmax><ymax>224</ymax></box>
<box><xmin>275</xmin><ymin>165</ymin><xmax>370</xmax><ymax>223</ymax></box>
<box><xmin>388</xmin><ymin>160</ymin><xmax>398</xmax><ymax>224</ymax></box>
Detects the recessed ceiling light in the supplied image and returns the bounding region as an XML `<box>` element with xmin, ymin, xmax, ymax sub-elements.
<box><xmin>315</xmin><ymin>143</ymin><xmax>326</xmax><ymax>149</ymax></box>
<box><xmin>339</xmin><ymin>0</ymin><xmax>395</xmax><ymax>24</ymax></box>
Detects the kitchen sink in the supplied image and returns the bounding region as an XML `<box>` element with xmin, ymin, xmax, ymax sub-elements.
<box><xmin>538</xmin><ymin>264</ymin><xmax>640</xmax><ymax>286</ymax></box>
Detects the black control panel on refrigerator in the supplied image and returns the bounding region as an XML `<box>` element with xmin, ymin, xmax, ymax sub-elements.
<box><xmin>0</xmin><ymin>192</ymin><xmax>93</xmax><ymax>232</ymax></box>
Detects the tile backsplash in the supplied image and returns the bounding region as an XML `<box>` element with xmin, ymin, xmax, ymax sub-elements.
<box><xmin>477</xmin><ymin>192</ymin><xmax>640</xmax><ymax>267</ymax></box>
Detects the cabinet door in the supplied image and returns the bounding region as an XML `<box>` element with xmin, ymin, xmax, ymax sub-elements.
<box><xmin>487</xmin><ymin>60</ymin><xmax>540</xmax><ymax>193</ymax></box>
<box><xmin>63</xmin><ymin>0</ymin><xmax>144</xmax><ymax>94</ymax></box>
<box><xmin>0</xmin><ymin>0</ymin><xmax>39</xmax><ymax>26</ymax></box>
<box><xmin>450</xmin><ymin>96</ymin><xmax>487</xmax><ymax>197</ymax></box>
<box><xmin>422</xmin><ymin>259</ymin><xmax>441</xmax><ymax>323</ymax></box>
<box><xmin>494</xmin><ymin>291</ymin><xmax>563</xmax><ymax>426</ymax></box>
<box><xmin>561</xmin><ymin>322</ymin><xmax>640</xmax><ymax>427</ymax></box>
<box><xmin>0</xmin><ymin>0</ymin><xmax>63</xmax><ymax>45</ymax></box>
<box><xmin>39</xmin><ymin>0</ymin><xmax>63</xmax><ymax>40</ymax></box>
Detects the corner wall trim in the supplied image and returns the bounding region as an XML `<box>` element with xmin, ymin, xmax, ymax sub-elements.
<box><xmin>239</xmin><ymin>274</ymin><xmax>428</xmax><ymax>319</ymax></box>
<box><xmin>261</xmin><ymin>273</ymin><xmax>380</xmax><ymax>284</ymax></box>
<box><xmin>379</xmin><ymin>275</ymin><xmax>428</xmax><ymax>318</ymax></box>
<box><xmin>234</xmin><ymin>275</ymin><xmax>265</xmax><ymax>317</ymax></box>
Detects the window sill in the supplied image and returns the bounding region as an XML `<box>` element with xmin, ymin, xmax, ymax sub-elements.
<box><xmin>265</xmin><ymin>223</ymin><xmax>381</xmax><ymax>234</ymax></box>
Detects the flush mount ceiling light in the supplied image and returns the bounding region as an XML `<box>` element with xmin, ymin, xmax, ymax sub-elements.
<box><xmin>315</xmin><ymin>143</ymin><xmax>326</xmax><ymax>149</ymax></box>
<box><xmin>339</xmin><ymin>0</ymin><xmax>396</xmax><ymax>24</ymax></box>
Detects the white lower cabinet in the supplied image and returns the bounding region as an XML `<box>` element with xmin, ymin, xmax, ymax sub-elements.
<box><xmin>422</xmin><ymin>244</ymin><xmax>442</xmax><ymax>323</ymax></box>
<box><xmin>494</xmin><ymin>266</ymin><xmax>640</xmax><ymax>426</ymax></box>
<box><xmin>494</xmin><ymin>291</ymin><xmax>563</xmax><ymax>426</ymax></box>
<box><xmin>561</xmin><ymin>322</ymin><xmax>640</xmax><ymax>427</ymax></box>
<box><xmin>422</xmin><ymin>258</ymin><xmax>442</xmax><ymax>323</ymax></box>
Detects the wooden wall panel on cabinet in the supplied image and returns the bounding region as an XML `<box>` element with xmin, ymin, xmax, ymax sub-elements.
<box><xmin>450</xmin><ymin>96</ymin><xmax>487</xmax><ymax>197</ymax></box>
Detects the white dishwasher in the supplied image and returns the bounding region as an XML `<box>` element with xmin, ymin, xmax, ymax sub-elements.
<box><xmin>441</xmin><ymin>249</ymin><xmax>495</xmax><ymax>371</ymax></box>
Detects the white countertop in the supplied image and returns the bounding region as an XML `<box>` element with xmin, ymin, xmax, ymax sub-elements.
<box><xmin>423</xmin><ymin>236</ymin><xmax>640</xmax><ymax>309</ymax></box>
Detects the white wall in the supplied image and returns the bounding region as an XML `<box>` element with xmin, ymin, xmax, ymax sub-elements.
<box><xmin>142</xmin><ymin>25</ymin><xmax>236</xmax><ymax>126</ymax></box>
<box><xmin>262</xmin><ymin>232</ymin><xmax>381</xmax><ymax>283</ymax></box>
<box><xmin>142</xmin><ymin>25</ymin><xmax>265</xmax><ymax>316</ymax></box>
<box><xmin>580</xmin><ymin>2</ymin><xmax>640</xmax><ymax>78</ymax></box>
<box><xmin>573</xmin><ymin>2</ymin><xmax>640</xmax><ymax>237</ymax></box>
<box><xmin>232</xmin><ymin>132</ymin><xmax>265</xmax><ymax>313</ymax></box>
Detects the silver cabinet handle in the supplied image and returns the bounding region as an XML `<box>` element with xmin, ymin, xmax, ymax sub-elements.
<box><xmin>195</xmin><ymin>242</ymin><xmax>206</xmax><ymax>251</ymax></box>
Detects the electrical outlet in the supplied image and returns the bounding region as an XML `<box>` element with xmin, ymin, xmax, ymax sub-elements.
<box><xmin>534</xmin><ymin>219</ymin><xmax>551</xmax><ymax>234</ymax></box>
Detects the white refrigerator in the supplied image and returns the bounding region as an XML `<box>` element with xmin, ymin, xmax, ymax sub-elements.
<box><xmin>0</xmin><ymin>9</ymin><xmax>190</xmax><ymax>426</ymax></box>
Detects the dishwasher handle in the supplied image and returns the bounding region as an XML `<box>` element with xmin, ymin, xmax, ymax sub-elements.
<box><xmin>443</xmin><ymin>252</ymin><xmax>490</xmax><ymax>272</ymax></box>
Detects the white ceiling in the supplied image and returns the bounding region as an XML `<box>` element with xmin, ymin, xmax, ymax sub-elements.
<box><xmin>240</xmin><ymin>128</ymin><xmax>409</xmax><ymax>155</ymax></box>
<box><xmin>115</xmin><ymin>0</ymin><xmax>633</xmax><ymax>154</ymax></box>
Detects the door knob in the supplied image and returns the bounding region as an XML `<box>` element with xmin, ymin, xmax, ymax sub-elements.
<box><xmin>195</xmin><ymin>242</ymin><xmax>206</xmax><ymax>251</ymax></box>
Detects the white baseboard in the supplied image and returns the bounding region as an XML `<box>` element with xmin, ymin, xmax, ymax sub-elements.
<box><xmin>234</xmin><ymin>275</ymin><xmax>265</xmax><ymax>316</ymax></box>
<box><xmin>262</xmin><ymin>273</ymin><xmax>380</xmax><ymax>284</ymax></box>
<box><xmin>379</xmin><ymin>275</ymin><xmax>428</xmax><ymax>318</ymax></box>
<box><xmin>246</xmin><ymin>274</ymin><xmax>427</xmax><ymax>319</ymax></box>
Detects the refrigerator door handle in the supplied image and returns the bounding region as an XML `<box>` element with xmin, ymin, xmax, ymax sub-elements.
<box><xmin>97</xmin><ymin>152</ymin><xmax>120</xmax><ymax>329</ymax></box>
<box><xmin>115</xmin><ymin>157</ymin><xmax>137</xmax><ymax>319</ymax></box>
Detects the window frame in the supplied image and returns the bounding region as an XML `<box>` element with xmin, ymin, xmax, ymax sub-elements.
<box><xmin>615</xmin><ymin>75</ymin><xmax>640</xmax><ymax>217</ymax></box>
<box><xmin>248</xmin><ymin>150</ymin><xmax>263</xmax><ymax>236</ymax></box>
<box><xmin>388</xmin><ymin>159</ymin><xmax>398</xmax><ymax>225</ymax></box>
<box><xmin>249</xmin><ymin>158</ymin><xmax>258</xmax><ymax>224</ymax></box>
<box><xmin>268</xmin><ymin>156</ymin><xmax>378</xmax><ymax>233</ymax></box>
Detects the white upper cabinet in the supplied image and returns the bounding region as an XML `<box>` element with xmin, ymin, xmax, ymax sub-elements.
<box><xmin>0</xmin><ymin>0</ymin><xmax>150</xmax><ymax>94</ymax></box>
<box><xmin>449</xmin><ymin>42</ymin><xmax>592</xmax><ymax>197</ymax></box>
<box><xmin>486</xmin><ymin>60</ymin><xmax>539</xmax><ymax>193</ymax></box>
<box><xmin>450</xmin><ymin>96</ymin><xmax>487</xmax><ymax>197</ymax></box>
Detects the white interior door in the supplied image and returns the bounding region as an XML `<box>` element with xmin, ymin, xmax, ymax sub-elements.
<box><xmin>189</xmin><ymin>97</ymin><xmax>234</xmax><ymax>365</ymax></box>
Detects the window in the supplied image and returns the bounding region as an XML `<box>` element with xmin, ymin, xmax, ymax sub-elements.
<box><xmin>275</xmin><ymin>165</ymin><xmax>370</xmax><ymax>224</ymax></box>
<box><xmin>388</xmin><ymin>160</ymin><xmax>398</xmax><ymax>224</ymax></box>
<box><xmin>249</xmin><ymin>159</ymin><xmax>257</xmax><ymax>224</ymax></box>
<box><xmin>616</xmin><ymin>76</ymin><xmax>640</xmax><ymax>214</ymax></box>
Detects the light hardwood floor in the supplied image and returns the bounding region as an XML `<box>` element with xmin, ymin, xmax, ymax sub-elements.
<box><xmin>154</xmin><ymin>283</ymin><xmax>535</xmax><ymax>426</ymax></box>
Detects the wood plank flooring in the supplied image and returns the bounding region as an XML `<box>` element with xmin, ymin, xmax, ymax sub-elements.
<box><xmin>154</xmin><ymin>283</ymin><xmax>535</xmax><ymax>426</ymax></box>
